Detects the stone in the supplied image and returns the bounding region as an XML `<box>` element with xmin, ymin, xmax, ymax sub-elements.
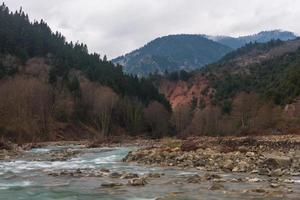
<box><xmin>100</xmin><ymin>168</ymin><xmax>110</xmax><ymax>173</ymax></box>
<box><xmin>251</xmin><ymin>188</ymin><xmax>266</xmax><ymax>193</ymax></box>
<box><xmin>223</xmin><ymin>159</ymin><xmax>234</xmax><ymax>170</ymax></box>
<box><xmin>181</xmin><ymin>140</ymin><xmax>198</xmax><ymax>152</ymax></box>
<box><xmin>248</xmin><ymin>178</ymin><xmax>261</xmax><ymax>182</ymax></box>
<box><xmin>232</xmin><ymin>161</ymin><xmax>249</xmax><ymax>172</ymax></box>
<box><xmin>246</xmin><ymin>152</ymin><xmax>255</xmax><ymax>157</ymax></box>
<box><xmin>186</xmin><ymin>175</ymin><xmax>201</xmax><ymax>183</ymax></box>
<box><xmin>270</xmin><ymin>169</ymin><xmax>284</xmax><ymax>177</ymax></box>
<box><xmin>270</xmin><ymin>183</ymin><xmax>280</xmax><ymax>188</ymax></box>
<box><xmin>101</xmin><ymin>182</ymin><xmax>123</xmax><ymax>188</ymax></box>
<box><xmin>203</xmin><ymin>173</ymin><xmax>222</xmax><ymax>181</ymax></box>
<box><xmin>263</xmin><ymin>155</ymin><xmax>292</xmax><ymax>169</ymax></box>
<box><xmin>147</xmin><ymin>173</ymin><xmax>162</xmax><ymax>178</ymax></box>
<box><xmin>121</xmin><ymin>173</ymin><xmax>139</xmax><ymax>179</ymax></box>
<box><xmin>237</xmin><ymin>146</ymin><xmax>248</xmax><ymax>153</ymax></box>
<box><xmin>257</xmin><ymin>167</ymin><xmax>270</xmax><ymax>175</ymax></box>
<box><xmin>109</xmin><ymin>172</ymin><xmax>122</xmax><ymax>178</ymax></box>
<box><xmin>128</xmin><ymin>178</ymin><xmax>147</xmax><ymax>186</ymax></box>
<box><xmin>208</xmin><ymin>182</ymin><xmax>225</xmax><ymax>190</ymax></box>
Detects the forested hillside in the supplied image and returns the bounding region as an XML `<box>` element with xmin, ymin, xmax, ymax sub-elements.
<box><xmin>0</xmin><ymin>4</ymin><xmax>171</xmax><ymax>143</ymax></box>
<box><xmin>113</xmin><ymin>35</ymin><xmax>232</xmax><ymax>76</ymax></box>
<box><xmin>157</xmin><ymin>39</ymin><xmax>300</xmax><ymax>137</ymax></box>
<box><xmin>113</xmin><ymin>31</ymin><xmax>296</xmax><ymax>77</ymax></box>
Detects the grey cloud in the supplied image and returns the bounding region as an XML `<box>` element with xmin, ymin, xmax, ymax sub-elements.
<box><xmin>4</xmin><ymin>0</ymin><xmax>300</xmax><ymax>58</ymax></box>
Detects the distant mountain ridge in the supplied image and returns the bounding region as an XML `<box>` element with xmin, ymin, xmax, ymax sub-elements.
<box><xmin>113</xmin><ymin>30</ymin><xmax>297</xmax><ymax>76</ymax></box>
<box><xmin>205</xmin><ymin>30</ymin><xmax>297</xmax><ymax>49</ymax></box>
<box><xmin>113</xmin><ymin>34</ymin><xmax>232</xmax><ymax>77</ymax></box>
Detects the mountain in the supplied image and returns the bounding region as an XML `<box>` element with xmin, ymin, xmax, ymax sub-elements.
<box><xmin>112</xmin><ymin>35</ymin><xmax>233</xmax><ymax>76</ymax></box>
<box><xmin>206</xmin><ymin>30</ymin><xmax>297</xmax><ymax>49</ymax></box>
<box><xmin>114</xmin><ymin>31</ymin><xmax>297</xmax><ymax>77</ymax></box>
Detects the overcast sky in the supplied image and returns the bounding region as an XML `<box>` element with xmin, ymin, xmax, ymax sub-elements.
<box><xmin>4</xmin><ymin>0</ymin><xmax>300</xmax><ymax>58</ymax></box>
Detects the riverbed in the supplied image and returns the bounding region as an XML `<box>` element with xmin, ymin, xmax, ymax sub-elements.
<box><xmin>0</xmin><ymin>144</ymin><xmax>299</xmax><ymax>200</ymax></box>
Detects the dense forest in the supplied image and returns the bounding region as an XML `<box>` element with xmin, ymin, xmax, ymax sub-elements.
<box><xmin>0</xmin><ymin>3</ymin><xmax>171</xmax><ymax>143</ymax></box>
<box><xmin>207</xmin><ymin>40</ymin><xmax>300</xmax><ymax>106</ymax></box>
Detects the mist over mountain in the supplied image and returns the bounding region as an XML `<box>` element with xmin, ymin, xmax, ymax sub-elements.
<box><xmin>113</xmin><ymin>30</ymin><xmax>297</xmax><ymax>76</ymax></box>
<box><xmin>206</xmin><ymin>30</ymin><xmax>297</xmax><ymax>49</ymax></box>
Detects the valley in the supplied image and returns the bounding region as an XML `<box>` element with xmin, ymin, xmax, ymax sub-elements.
<box><xmin>0</xmin><ymin>1</ymin><xmax>300</xmax><ymax>199</ymax></box>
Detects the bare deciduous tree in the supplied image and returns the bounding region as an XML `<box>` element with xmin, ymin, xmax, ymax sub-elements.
<box><xmin>80</xmin><ymin>81</ymin><xmax>118</xmax><ymax>138</ymax></box>
<box><xmin>171</xmin><ymin>104</ymin><xmax>192</xmax><ymax>135</ymax></box>
<box><xmin>0</xmin><ymin>76</ymin><xmax>52</xmax><ymax>142</ymax></box>
<box><xmin>144</xmin><ymin>101</ymin><xmax>170</xmax><ymax>138</ymax></box>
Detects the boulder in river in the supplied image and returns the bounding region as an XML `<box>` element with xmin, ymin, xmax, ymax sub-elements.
<box><xmin>208</xmin><ymin>182</ymin><xmax>225</xmax><ymax>190</ymax></box>
<box><xmin>186</xmin><ymin>174</ymin><xmax>202</xmax><ymax>183</ymax></box>
<box><xmin>101</xmin><ymin>182</ymin><xmax>123</xmax><ymax>188</ymax></box>
<box><xmin>100</xmin><ymin>168</ymin><xmax>110</xmax><ymax>173</ymax></box>
<box><xmin>109</xmin><ymin>172</ymin><xmax>122</xmax><ymax>178</ymax></box>
<box><xmin>147</xmin><ymin>173</ymin><xmax>162</xmax><ymax>178</ymax></box>
<box><xmin>121</xmin><ymin>172</ymin><xmax>139</xmax><ymax>179</ymax></box>
<box><xmin>262</xmin><ymin>155</ymin><xmax>292</xmax><ymax>169</ymax></box>
<box><xmin>128</xmin><ymin>178</ymin><xmax>147</xmax><ymax>186</ymax></box>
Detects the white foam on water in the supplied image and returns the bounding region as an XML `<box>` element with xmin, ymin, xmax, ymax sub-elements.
<box><xmin>28</xmin><ymin>148</ymin><xmax>51</xmax><ymax>153</ymax></box>
<box><xmin>0</xmin><ymin>159</ymin><xmax>97</xmax><ymax>174</ymax></box>
<box><xmin>176</xmin><ymin>172</ymin><xmax>198</xmax><ymax>176</ymax></box>
<box><xmin>129</xmin><ymin>198</ymin><xmax>157</xmax><ymax>200</ymax></box>
<box><xmin>92</xmin><ymin>155</ymin><xmax>118</xmax><ymax>164</ymax></box>
<box><xmin>294</xmin><ymin>179</ymin><xmax>300</xmax><ymax>184</ymax></box>
<box><xmin>0</xmin><ymin>181</ymin><xmax>32</xmax><ymax>190</ymax></box>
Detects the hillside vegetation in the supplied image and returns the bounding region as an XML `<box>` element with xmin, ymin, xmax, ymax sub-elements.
<box><xmin>157</xmin><ymin>39</ymin><xmax>300</xmax><ymax>137</ymax></box>
<box><xmin>0</xmin><ymin>4</ymin><xmax>171</xmax><ymax>143</ymax></box>
<box><xmin>207</xmin><ymin>30</ymin><xmax>297</xmax><ymax>49</ymax></box>
<box><xmin>113</xmin><ymin>35</ymin><xmax>232</xmax><ymax>76</ymax></box>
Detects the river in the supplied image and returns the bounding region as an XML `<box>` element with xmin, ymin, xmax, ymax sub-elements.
<box><xmin>0</xmin><ymin>144</ymin><xmax>299</xmax><ymax>200</ymax></box>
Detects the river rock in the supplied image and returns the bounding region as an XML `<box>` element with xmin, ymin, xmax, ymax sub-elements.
<box><xmin>232</xmin><ymin>161</ymin><xmax>249</xmax><ymax>172</ymax></box>
<box><xmin>49</xmin><ymin>149</ymin><xmax>80</xmax><ymax>161</ymax></box>
<box><xmin>208</xmin><ymin>182</ymin><xmax>225</xmax><ymax>190</ymax></box>
<box><xmin>128</xmin><ymin>178</ymin><xmax>147</xmax><ymax>186</ymax></box>
<box><xmin>247</xmin><ymin>177</ymin><xmax>261</xmax><ymax>182</ymax></box>
<box><xmin>147</xmin><ymin>173</ymin><xmax>162</xmax><ymax>178</ymax></box>
<box><xmin>270</xmin><ymin>183</ymin><xmax>281</xmax><ymax>188</ymax></box>
<box><xmin>246</xmin><ymin>152</ymin><xmax>255</xmax><ymax>157</ymax></box>
<box><xmin>222</xmin><ymin>159</ymin><xmax>234</xmax><ymax>170</ymax></box>
<box><xmin>203</xmin><ymin>173</ymin><xmax>222</xmax><ymax>181</ymax></box>
<box><xmin>186</xmin><ymin>174</ymin><xmax>201</xmax><ymax>183</ymax></box>
<box><xmin>109</xmin><ymin>172</ymin><xmax>122</xmax><ymax>178</ymax></box>
<box><xmin>121</xmin><ymin>173</ymin><xmax>139</xmax><ymax>179</ymax></box>
<box><xmin>237</xmin><ymin>146</ymin><xmax>248</xmax><ymax>153</ymax></box>
<box><xmin>181</xmin><ymin>140</ymin><xmax>198</xmax><ymax>152</ymax></box>
<box><xmin>263</xmin><ymin>155</ymin><xmax>292</xmax><ymax>169</ymax></box>
<box><xmin>250</xmin><ymin>188</ymin><xmax>266</xmax><ymax>193</ymax></box>
<box><xmin>101</xmin><ymin>182</ymin><xmax>123</xmax><ymax>188</ymax></box>
<box><xmin>100</xmin><ymin>168</ymin><xmax>110</xmax><ymax>173</ymax></box>
<box><xmin>270</xmin><ymin>168</ymin><xmax>284</xmax><ymax>177</ymax></box>
<box><xmin>257</xmin><ymin>167</ymin><xmax>270</xmax><ymax>175</ymax></box>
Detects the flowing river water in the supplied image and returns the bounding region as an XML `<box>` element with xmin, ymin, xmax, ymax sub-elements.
<box><xmin>0</xmin><ymin>145</ymin><xmax>299</xmax><ymax>200</ymax></box>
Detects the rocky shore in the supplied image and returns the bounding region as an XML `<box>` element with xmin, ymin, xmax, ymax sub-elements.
<box><xmin>123</xmin><ymin>135</ymin><xmax>300</xmax><ymax>176</ymax></box>
<box><xmin>1</xmin><ymin>135</ymin><xmax>299</xmax><ymax>199</ymax></box>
